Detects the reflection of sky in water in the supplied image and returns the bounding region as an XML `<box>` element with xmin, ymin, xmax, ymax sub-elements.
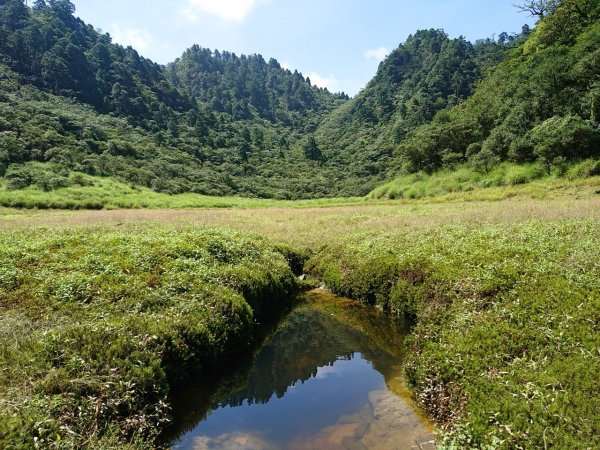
<box><xmin>314</xmin><ymin>355</ymin><xmax>363</xmax><ymax>379</ymax></box>
<box><xmin>166</xmin><ymin>293</ymin><xmax>436</xmax><ymax>449</ymax></box>
<box><xmin>173</xmin><ymin>354</ymin><xmax>385</xmax><ymax>448</ymax></box>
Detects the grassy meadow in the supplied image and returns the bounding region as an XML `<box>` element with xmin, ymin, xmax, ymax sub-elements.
<box><xmin>0</xmin><ymin>187</ymin><xmax>599</xmax><ymax>448</ymax></box>
<box><xmin>0</xmin><ymin>227</ymin><xmax>300</xmax><ymax>448</ymax></box>
<box><xmin>0</xmin><ymin>160</ymin><xmax>599</xmax><ymax>211</ymax></box>
<box><xmin>0</xmin><ymin>174</ymin><xmax>365</xmax><ymax>211</ymax></box>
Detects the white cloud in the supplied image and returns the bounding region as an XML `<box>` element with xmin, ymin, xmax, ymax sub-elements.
<box><xmin>314</xmin><ymin>363</ymin><xmax>344</xmax><ymax>379</ymax></box>
<box><xmin>182</xmin><ymin>0</ymin><xmax>257</xmax><ymax>23</ymax></box>
<box><xmin>307</xmin><ymin>72</ymin><xmax>339</xmax><ymax>92</ymax></box>
<box><xmin>111</xmin><ymin>25</ymin><xmax>151</xmax><ymax>52</ymax></box>
<box><xmin>281</xmin><ymin>61</ymin><xmax>291</xmax><ymax>71</ymax></box>
<box><xmin>364</xmin><ymin>46</ymin><xmax>389</xmax><ymax>62</ymax></box>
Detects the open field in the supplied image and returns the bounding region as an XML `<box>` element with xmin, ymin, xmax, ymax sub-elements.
<box><xmin>1</xmin><ymin>192</ymin><xmax>599</xmax><ymax>449</ymax></box>
<box><xmin>2</xmin><ymin>194</ymin><xmax>600</xmax><ymax>249</ymax></box>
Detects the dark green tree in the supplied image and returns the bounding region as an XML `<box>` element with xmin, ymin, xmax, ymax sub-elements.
<box><xmin>303</xmin><ymin>136</ymin><xmax>323</xmax><ymax>161</ymax></box>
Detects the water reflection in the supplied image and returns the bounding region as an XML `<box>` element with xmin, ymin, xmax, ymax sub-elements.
<box><xmin>168</xmin><ymin>290</ymin><xmax>436</xmax><ymax>450</ymax></box>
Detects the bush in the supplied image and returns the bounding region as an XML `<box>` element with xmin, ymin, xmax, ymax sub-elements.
<box><xmin>530</xmin><ymin>115</ymin><xmax>600</xmax><ymax>171</ymax></box>
<box><xmin>566</xmin><ymin>158</ymin><xmax>600</xmax><ymax>179</ymax></box>
<box><xmin>505</xmin><ymin>163</ymin><xmax>545</xmax><ymax>185</ymax></box>
<box><xmin>481</xmin><ymin>126</ymin><xmax>516</xmax><ymax>160</ymax></box>
<box><xmin>470</xmin><ymin>148</ymin><xmax>500</xmax><ymax>173</ymax></box>
<box><xmin>4</xmin><ymin>165</ymin><xmax>34</xmax><ymax>190</ymax></box>
<box><xmin>508</xmin><ymin>134</ymin><xmax>535</xmax><ymax>163</ymax></box>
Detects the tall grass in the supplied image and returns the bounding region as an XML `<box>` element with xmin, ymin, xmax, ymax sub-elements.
<box><xmin>0</xmin><ymin>174</ymin><xmax>364</xmax><ymax>210</ymax></box>
<box><xmin>369</xmin><ymin>160</ymin><xmax>600</xmax><ymax>200</ymax></box>
<box><xmin>2</xmin><ymin>161</ymin><xmax>600</xmax><ymax>211</ymax></box>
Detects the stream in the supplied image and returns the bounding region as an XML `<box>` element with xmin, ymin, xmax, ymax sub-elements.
<box><xmin>166</xmin><ymin>289</ymin><xmax>436</xmax><ymax>450</ymax></box>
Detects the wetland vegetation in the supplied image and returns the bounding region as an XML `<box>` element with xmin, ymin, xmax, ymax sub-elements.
<box><xmin>1</xmin><ymin>192</ymin><xmax>599</xmax><ymax>448</ymax></box>
<box><xmin>0</xmin><ymin>0</ymin><xmax>599</xmax><ymax>448</ymax></box>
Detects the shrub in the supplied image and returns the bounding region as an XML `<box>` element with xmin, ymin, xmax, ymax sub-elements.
<box><xmin>530</xmin><ymin>115</ymin><xmax>600</xmax><ymax>171</ymax></box>
<box><xmin>470</xmin><ymin>148</ymin><xmax>500</xmax><ymax>173</ymax></box>
<box><xmin>4</xmin><ymin>165</ymin><xmax>34</xmax><ymax>189</ymax></box>
<box><xmin>505</xmin><ymin>163</ymin><xmax>545</xmax><ymax>185</ymax></box>
<box><xmin>566</xmin><ymin>158</ymin><xmax>600</xmax><ymax>179</ymax></box>
<box><xmin>508</xmin><ymin>134</ymin><xmax>536</xmax><ymax>163</ymax></box>
<box><xmin>481</xmin><ymin>126</ymin><xmax>516</xmax><ymax>160</ymax></box>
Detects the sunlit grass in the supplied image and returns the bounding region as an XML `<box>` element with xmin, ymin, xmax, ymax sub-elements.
<box><xmin>1</xmin><ymin>161</ymin><xmax>599</xmax><ymax>211</ymax></box>
<box><xmin>1</xmin><ymin>183</ymin><xmax>599</xmax><ymax>449</ymax></box>
<box><xmin>0</xmin><ymin>227</ymin><xmax>299</xmax><ymax>447</ymax></box>
<box><xmin>0</xmin><ymin>175</ymin><xmax>365</xmax><ymax>210</ymax></box>
<box><xmin>369</xmin><ymin>160</ymin><xmax>600</xmax><ymax>201</ymax></box>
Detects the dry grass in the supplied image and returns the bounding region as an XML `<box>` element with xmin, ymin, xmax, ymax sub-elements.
<box><xmin>2</xmin><ymin>196</ymin><xmax>600</xmax><ymax>250</ymax></box>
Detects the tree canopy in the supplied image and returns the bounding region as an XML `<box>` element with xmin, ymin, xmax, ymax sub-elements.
<box><xmin>0</xmin><ymin>0</ymin><xmax>598</xmax><ymax>200</ymax></box>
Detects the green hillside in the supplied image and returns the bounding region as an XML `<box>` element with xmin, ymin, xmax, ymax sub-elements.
<box><xmin>314</xmin><ymin>29</ymin><xmax>521</xmax><ymax>180</ymax></box>
<box><xmin>1</xmin><ymin>0</ymin><xmax>599</xmax><ymax>203</ymax></box>
<box><xmin>373</xmin><ymin>0</ymin><xmax>600</xmax><ymax>195</ymax></box>
<box><xmin>0</xmin><ymin>0</ymin><xmax>356</xmax><ymax>199</ymax></box>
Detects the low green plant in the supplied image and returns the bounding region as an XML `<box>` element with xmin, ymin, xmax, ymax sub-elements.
<box><xmin>0</xmin><ymin>227</ymin><xmax>299</xmax><ymax>448</ymax></box>
<box><xmin>306</xmin><ymin>220</ymin><xmax>600</xmax><ymax>449</ymax></box>
<box><xmin>370</xmin><ymin>160</ymin><xmax>600</xmax><ymax>200</ymax></box>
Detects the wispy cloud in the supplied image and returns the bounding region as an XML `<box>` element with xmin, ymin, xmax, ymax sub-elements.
<box><xmin>308</xmin><ymin>72</ymin><xmax>339</xmax><ymax>92</ymax></box>
<box><xmin>364</xmin><ymin>46</ymin><xmax>389</xmax><ymax>62</ymax></box>
<box><xmin>110</xmin><ymin>25</ymin><xmax>152</xmax><ymax>52</ymax></box>
<box><xmin>182</xmin><ymin>0</ymin><xmax>257</xmax><ymax>23</ymax></box>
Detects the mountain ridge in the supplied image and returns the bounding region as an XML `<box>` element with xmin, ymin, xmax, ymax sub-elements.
<box><xmin>1</xmin><ymin>0</ymin><xmax>598</xmax><ymax>203</ymax></box>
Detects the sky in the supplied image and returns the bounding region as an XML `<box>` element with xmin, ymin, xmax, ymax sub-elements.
<box><xmin>73</xmin><ymin>0</ymin><xmax>536</xmax><ymax>96</ymax></box>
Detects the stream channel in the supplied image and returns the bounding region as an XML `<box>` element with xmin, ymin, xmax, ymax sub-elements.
<box><xmin>166</xmin><ymin>289</ymin><xmax>436</xmax><ymax>450</ymax></box>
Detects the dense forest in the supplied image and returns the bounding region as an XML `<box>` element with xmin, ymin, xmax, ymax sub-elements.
<box><xmin>386</xmin><ymin>0</ymin><xmax>600</xmax><ymax>176</ymax></box>
<box><xmin>0</xmin><ymin>0</ymin><xmax>599</xmax><ymax>200</ymax></box>
<box><xmin>0</xmin><ymin>0</ymin><xmax>347</xmax><ymax>199</ymax></box>
<box><xmin>314</xmin><ymin>29</ymin><xmax>523</xmax><ymax>183</ymax></box>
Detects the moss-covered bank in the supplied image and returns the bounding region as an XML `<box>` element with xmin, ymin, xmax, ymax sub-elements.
<box><xmin>0</xmin><ymin>227</ymin><xmax>299</xmax><ymax>448</ymax></box>
<box><xmin>306</xmin><ymin>220</ymin><xmax>600</xmax><ymax>449</ymax></box>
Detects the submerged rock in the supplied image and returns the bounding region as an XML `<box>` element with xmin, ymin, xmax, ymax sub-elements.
<box><xmin>288</xmin><ymin>391</ymin><xmax>436</xmax><ymax>450</ymax></box>
<box><xmin>360</xmin><ymin>390</ymin><xmax>436</xmax><ymax>450</ymax></box>
<box><xmin>192</xmin><ymin>432</ymin><xmax>279</xmax><ymax>450</ymax></box>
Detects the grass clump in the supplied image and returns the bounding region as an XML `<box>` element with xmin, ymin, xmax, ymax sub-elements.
<box><xmin>0</xmin><ymin>227</ymin><xmax>298</xmax><ymax>448</ymax></box>
<box><xmin>306</xmin><ymin>220</ymin><xmax>600</xmax><ymax>449</ymax></box>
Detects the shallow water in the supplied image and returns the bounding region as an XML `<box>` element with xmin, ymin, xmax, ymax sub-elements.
<box><xmin>168</xmin><ymin>290</ymin><xmax>436</xmax><ymax>450</ymax></box>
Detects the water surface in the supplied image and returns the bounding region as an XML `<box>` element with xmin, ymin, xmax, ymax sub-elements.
<box><xmin>168</xmin><ymin>290</ymin><xmax>436</xmax><ymax>450</ymax></box>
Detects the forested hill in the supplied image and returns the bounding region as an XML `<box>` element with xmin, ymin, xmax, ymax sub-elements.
<box><xmin>0</xmin><ymin>0</ymin><xmax>351</xmax><ymax>199</ymax></box>
<box><xmin>1</xmin><ymin>0</ymin><xmax>598</xmax><ymax>202</ymax></box>
<box><xmin>314</xmin><ymin>29</ymin><xmax>523</xmax><ymax>181</ymax></box>
<box><xmin>168</xmin><ymin>46</ymin><xmax>347</xmax><ymax>127</ymax></box>
<box><xmin>0</xmin><ymin>0</ymin><xmax>342</xmax><ymax>131</ymax></box>
<box><xmin>373</xmin><ymin>0</ymin><xmax>600</xmax><ymax>197</ymax></box>
<box><xmin>0</xmin><ymin>0</ymin><xmax>193</xmax><ymax>129</ymax></box>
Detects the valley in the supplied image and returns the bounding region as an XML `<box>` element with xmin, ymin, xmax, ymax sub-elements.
<box><xmin>1</xmin><ymin>0</ymin><xmax>599</xmax><ymax>448</ymax></box>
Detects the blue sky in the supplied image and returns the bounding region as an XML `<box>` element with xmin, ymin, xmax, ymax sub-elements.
<box><xmin>73</xmin><ymin>0</ymin><xmax>535</xmax><ymax>96</ymax></box>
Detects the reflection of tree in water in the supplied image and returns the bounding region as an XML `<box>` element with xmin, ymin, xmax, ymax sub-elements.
<box><xmin>219</xmin><ymin>292</ymin><xmax>410</xmax><ymax>408</ymax></box>
<box><xmin>165</xmin><ymin>291</ymin><xmax>411</xmax><ymax>442</ymax></box>
<box><xmin>223</xmin><ymin>309</ymin><xmax>356</xmax><ymax>407</ymax></box>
